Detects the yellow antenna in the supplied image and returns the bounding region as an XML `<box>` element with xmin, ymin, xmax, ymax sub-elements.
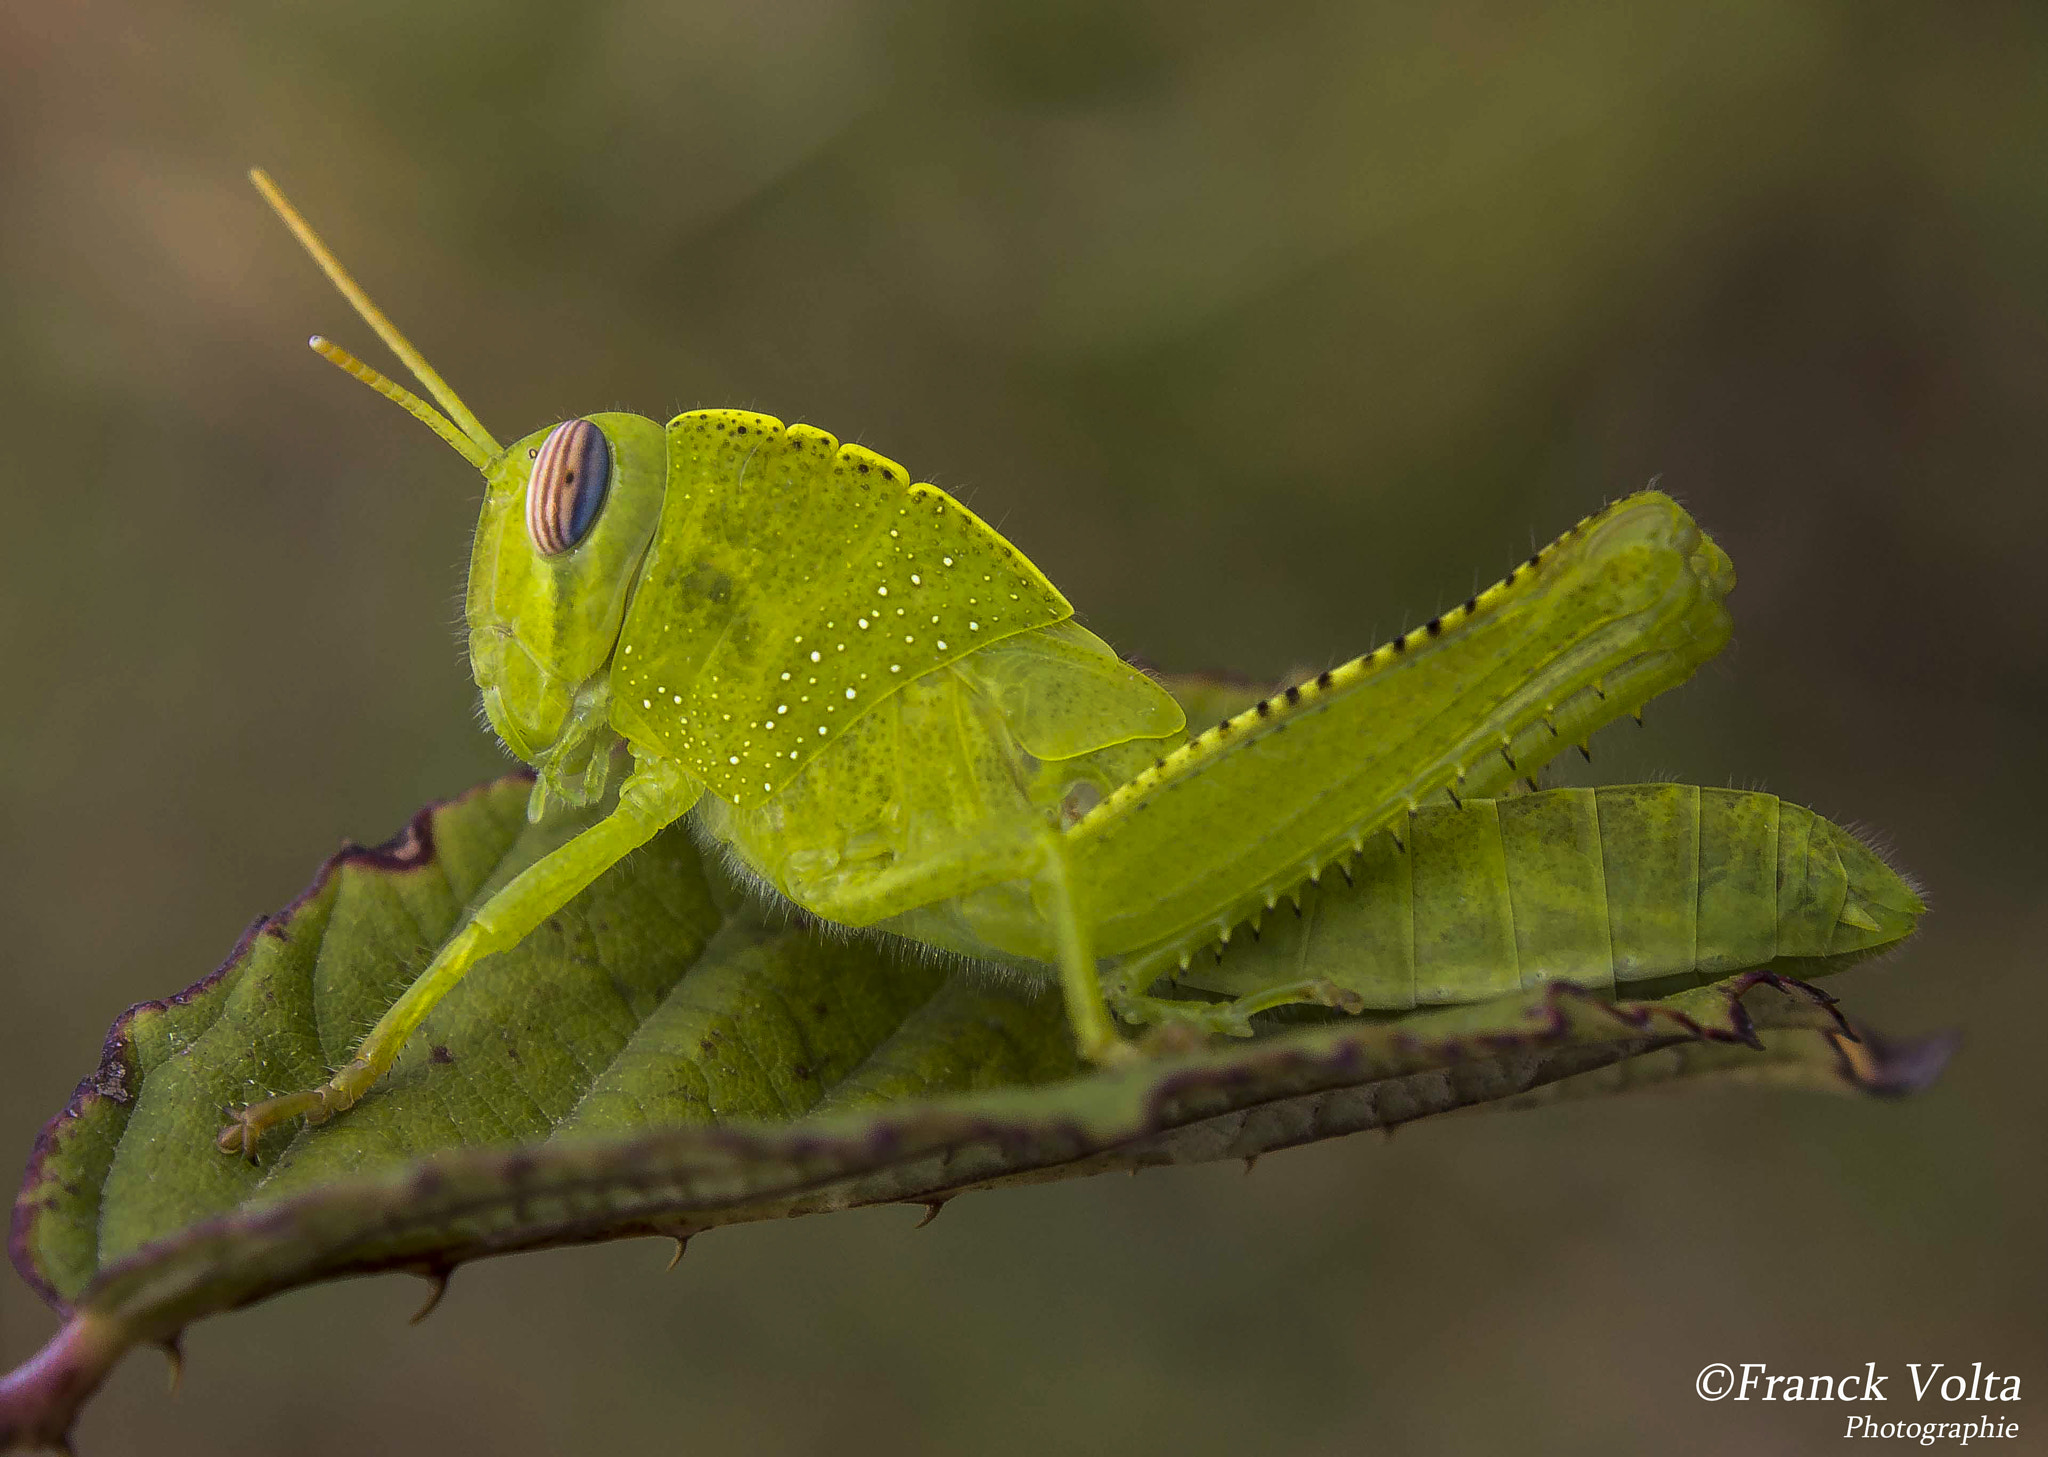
<box><xmin>308</xmin><ymin>335</ymin><xmax>495</xmax><ymax>469</ymax></box>
<box><xmin>249</xmin><ymin>167</ymin><xmax>502</xmax><ymax>463</ymax></box>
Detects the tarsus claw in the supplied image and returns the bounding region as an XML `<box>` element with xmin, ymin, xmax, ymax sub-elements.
<box><xmin>213</xmin><ymin>1059</ymin><xmax>381</xmax><ymax>1155</ymax></box>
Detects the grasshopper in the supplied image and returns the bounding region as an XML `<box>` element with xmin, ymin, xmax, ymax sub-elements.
<box><xmin>217</xmin><ymin>172</ymin><xmax>1917</xmax><ymax>1156</ymax></box>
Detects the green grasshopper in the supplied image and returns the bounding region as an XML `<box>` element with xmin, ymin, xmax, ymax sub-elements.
<box><xmin>217</xmin><ymin>172</ymin><xmax>1917</xmax><ymax>1156</ymax></box>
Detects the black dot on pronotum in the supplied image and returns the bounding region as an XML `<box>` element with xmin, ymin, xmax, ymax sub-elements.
<box><xmin>736</xmin><ymin>425</ymin><xmax>747</xmax><ymax>434</ymax></box>
<box><xmin>1256</xmin><ymin>699</ymin><xmax>1271</xmax><ymax>716</ymax></box>
<box><xmin>1506</xmin><ymin>567</ymin><xmax>1521</xmax><ymax>585</ymax></box>
<box><xmin>1316</xmin><ymin>670</ymin><xmax>1333</xmax><ymax>689</ymax></box>
<box><xmin>1462</xmin><ymin>596</ymin><xmax>1478</xmax><ymax>614</ymax></box>
<box><xmin>1391</xmin><ymin>635</ymin><xmax>1407</xmax><ymax>653</ymax></box>
<box><xmin>1285</xmin><ymin>685</ymin><xmax>1301</xmax><ymax>705</ymax></box>
<box><xmin>1425</xmin><ymin>617</ymin><xmax>1442</xmax><ymax>636</ymax></box>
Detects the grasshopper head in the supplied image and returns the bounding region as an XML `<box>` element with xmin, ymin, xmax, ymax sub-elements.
<box><xmin>250</xmin><ymin>171</ymin><xmax>668</xmax><ymax>764</ymax></box>
<box><xmin>468</xmin><ymin>414</ymin><xmax>664</xmax><ymax>758</ymax></box>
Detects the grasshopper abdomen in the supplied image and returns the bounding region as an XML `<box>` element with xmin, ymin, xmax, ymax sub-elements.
<box><xmin>1167</xmin><ymin>785</ymin><xmax>1921</xmax><ymax>1009</ymax></box>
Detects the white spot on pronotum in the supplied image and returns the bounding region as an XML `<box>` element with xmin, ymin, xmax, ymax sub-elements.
<box><xmin>845</xmin><ymin>687</ymin><xmax>856</xmax><ymax>699</ymax></box>
<box><xmin>858</xmin><ymin>618</ymin><xmax>869</xmax><ymax>628</ymax></box>
<box><xmin>877</xmin><ymin>586</ymin><xmax>889</xmax><ymax>596</ymax></box>
<box><xmin>969</xmin><ymin>622</ymin><xmax>979</xmax><ymax>631</ymax></box>
<box><xmin>642</xmin><ymin>699</ymin><xmax>652</xmax><ymax>708</ymax></box>
<box><xmin>764</xmin><ymin>782</ymin><xmax>772</xmax><ymax>792</ymax></box>
<box><xmin>728</xmin><ymin>755</ymin><xmax>740</xmax><ymax>765</ymax></box>
<box><xmin>930</xmin><ymin>615</ymin><xmax>939</xmax><ymax>623</ymax></box>
<box><xmin>817</xmin><ymin>726</ymin><xmax>827</xmax><ymax>735</ymax></box>
<box><xmin>937</xmin><ymin>640</ymin><xmax>948</xmax><ymax>650</ymax></box>
<box><xmin>764</xmin><ymin>720</ymin><xmax>775</xmax><ymax>730</ymax></box>
<box><xmin>910</xmin><ymin>574</ymin><xmax>921</xmax><ymax>585</ymax></box>
<box><xmin>890</xmin><ymin>664</ymin><xmax>901</xmax><ymax>672</ymax></box>
<box><xmin>942</xmin><ymin>556</ymin><xmax>953</xmax><ymax>566</ymax></box>
<box><xmin>671</xmin><ymin>695</ymin><xmax>682</xmax><ymax>705</ymax></box>
<box><xmin>810</xmin><ymin>651</ymin><xmax>822</xmax><ymax>662</ymax></box>
<box><xmin>777</xmin><ymin>704</ymin><xmax>788</xmax><ymax>714</ymax></box>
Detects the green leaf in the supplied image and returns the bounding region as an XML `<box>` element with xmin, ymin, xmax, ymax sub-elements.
<box><xmin>1</xmin><ymin>682</ymin><xmax>1951</xmax><ymax>1450</ymax></box>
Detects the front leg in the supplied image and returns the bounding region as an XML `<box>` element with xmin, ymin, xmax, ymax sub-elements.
<box><xmin>217</xmin><ymin>755</ymin><xmax>702</xmax><ymax>1155</ymax></box>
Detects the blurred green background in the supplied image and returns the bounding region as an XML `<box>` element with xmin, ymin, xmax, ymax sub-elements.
<box><xmin>3</xmin><ymin>3</ymin><xmax>2043</xmax><ymax>1453</ymax></box>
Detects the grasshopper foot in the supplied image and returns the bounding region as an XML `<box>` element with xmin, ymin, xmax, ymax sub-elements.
<box><xmin>215</xmin><ymin>1057</ymin><xmax>379</xmax><ymax>1157</ymax></box>
<box><xmin>215</xmin><ymin>1090</ymin><xmax>330</xmax><ymax>1159</ymax></box>
<box><xmin>1110</xmin><ymin>978</ymin><xmax>1367</xmax><ymax>1047</ymax></box>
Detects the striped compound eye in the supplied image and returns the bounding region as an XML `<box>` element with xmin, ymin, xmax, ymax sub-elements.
<box><xmin>525</xmin><ymin>419</ymin><xmax>612</xmax><ymax>556</ymax></box>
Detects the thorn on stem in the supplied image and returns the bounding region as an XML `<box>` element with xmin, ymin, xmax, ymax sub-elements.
<box><xmin>1338</xmin><ymin>860</ymin><xmax>1354</xmax><ymax>888</ymax></box>
<box><xmin>665</xmin><ymin>1236</ymin><xmax>691</xmax><ymax>1272</ymax></box>
<box><xmin>913</xmin><ymin>1200</ymin><xmax>949</xmax><ymax>1229</ymax></box>
<box><xmin>158</xmin><ymin>1333</ymin><xmax>185</xmax><ymax>1397</ymax></box>
<box><xmin>409</xmin><ymin>1268</ymin><xmax>452</xmax><ymax>1326</ymax></box>
<box><xmin>1242</xmin><ymin>1155</ymin><xmax>1260</xmax><ymax>1176</ymax></box>
<box><xmin>1576</xmin><ymin>742</ymin><xmax>1593</xmax><ymax>762</ymax></box>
